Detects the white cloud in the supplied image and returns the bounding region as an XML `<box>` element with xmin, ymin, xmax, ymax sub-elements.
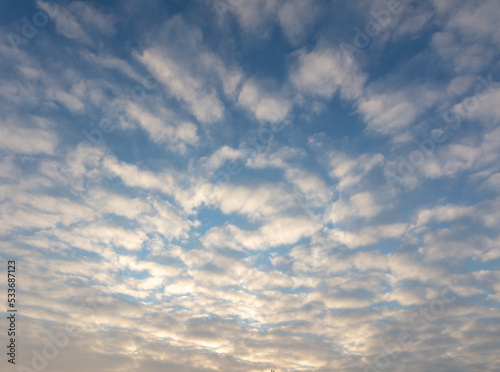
<box><xmin>327</xmin><ymin>223</ymin><xmax>407</xmax><ymax>249</ymax></box>
<box><xmin>430</xmin><ymin>1</ymin><xmax>500</xmax><ymax>73</ymax></box>
<box><xmin>358</xmin><ymin>82</ymin><xmax>441</xmax><ymax>135</ymax></box>
<box><xmin>454</xmin><ymin>84</ymin><xmax>500</xmax><ymax>127</ymax></box>
<box><xmin>328</xmin><ymin>191</ymin><xmax>383</xmax><ymax>224</ymax></box>
<box><xmin>102</xmin><ymin>156</ymin><xmax>179</xmax><ymax>196</ymax></box>
<box><xmin>82</xmin><ymin>52</ymin><xmax>143</xmax><ymax>82</ymax></box>
<box><xmin>357</xmin><ymin>90</ymin><xmax>419</xmax><ymax>134</ymax></box>
<box><xmin>37</xmin><ymin>0</ymin><xmax>115</xmax><ymax>45</ymax></box>
<box><xmin>420</xmin><ymin>126</ymin><xmax>500</xmax><ymax>179</ymax></box>
<box><xmin>138</xmin><ymin>47</ymin><xmax>224</xmax><ymax>124</ymax></box>
<box><xmin>291</xmin><ymin>46</ymin><xmax>367</xmax><ymax>101</ymax></box>
<box><xmin>206</xmin><ymin>183</ymin><xmax>297</xmax><ymax>221</ymax></box>
<box><xmin>416</xmin><ymin>204</ymin><xmax>476</xmax><ymax>226</ymax></box>
<box><xmin>0</xmin><ymin>115</ymin><xmax>58</xmax><ymax>155</ymax></box>
<box><xmin>202</xmin><ymin>145</ymin><xmax>242</xmax><ymax>171</ymax></box>
<box><xmin>2</xmin><ymin>2</ymin><xmax>500</xmax><ymax>371</ymax></box>
<box><xmin>420</xmin><ymin>228</ymin><xmax>485</xmax><ymax>262</ymax></box>
<box><xmin>202</xmin><ymin>216</ymin><xmax>321</xmax><ymax>251</ymax></box>
<box><xmin>198</xmin><ymin>51</ymin><xmax>243</xmax><ymax>99</ymax></box>
<box><xmin>126</xmin><ymin>102</ymin><xmax>199</xmax><ymax>153</ymax></box>
<box><xmin>243</xmin><ymin>146</ymin><xmax>330</xmax><ymax>205</ymax></box>
<box><xmin>237</xmin><ymin>79</ymin><xmax>292</xmax><ymax>123</ymax></box>
<box><xmin>277</xmin><ymin>0</ymin><xmax>321</xmax><ymax>44</ymax></box>
<box><xmin>227</xmin><ymin>0</ymin><xmax>280</xmax><ymax>34</ymax></box>
<box><xmin>327</xmin><ymin>150</ymin><xmax>384</xmax><ymax>191</ymax></box>
<box><xmin>87</xmin><ymin>189</ymin><xmax>152</xmax><ymax>220</ymax></box>
<box><xmin>135</xmin><ymin>16</ymin><xmax>245</xmax><ymax>125</ymax></box>
<box><xmin>481</xmin><ymin>172</ymin><xmax>500</xmax><ymax>191</ymax></box>
<box><xmin>283</xmin><ymin>167</ymin><xmax>331</xmax><ymax>206</ymax></box>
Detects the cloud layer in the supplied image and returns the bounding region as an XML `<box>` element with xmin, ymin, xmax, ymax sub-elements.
<box><xmin>1</xmin><ymin>0</ymin><xmax>499</xmax><ymax>371</ymax></box>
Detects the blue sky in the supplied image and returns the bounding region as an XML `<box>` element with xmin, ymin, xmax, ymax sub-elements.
<box><xmin>1</xmin><ymin>0</ymin><xmax>500</xmax><ymax>371</ymax></box>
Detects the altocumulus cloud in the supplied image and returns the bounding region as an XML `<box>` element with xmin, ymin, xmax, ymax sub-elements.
<box><xmin>1</xmin><ymin>0</ymin><xmax>500</xmax><ymax>371</ymax></box>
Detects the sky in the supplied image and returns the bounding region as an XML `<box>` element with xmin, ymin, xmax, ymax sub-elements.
<box><xmin>1</xmin><ymin>0</ymin><xmax>500</xmax><ymax>371</ymax></box>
